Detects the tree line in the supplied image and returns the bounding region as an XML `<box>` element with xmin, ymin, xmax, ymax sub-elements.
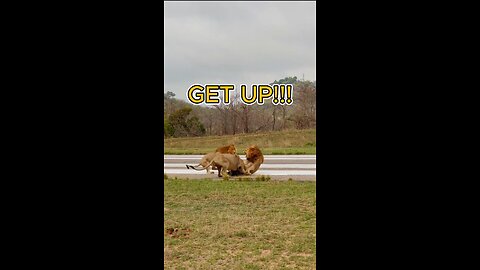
<box><xmin>164</xmin><ymin>76</ymin><xmax>316</xmax><ymax>138</ymax></box>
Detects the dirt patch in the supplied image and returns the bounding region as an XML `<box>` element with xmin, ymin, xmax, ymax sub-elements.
<box><xmin>165</xmin><ymin>227</ymin><xmax>191</xmax><ymax>238</ymax></box>
<box><xmin>261</xmin><ymin>249</ymin><xmax>272</xmax><ymax>257</ymax></box>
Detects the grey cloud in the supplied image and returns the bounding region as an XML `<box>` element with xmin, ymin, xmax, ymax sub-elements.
<box><xmin>164</xmin><ymin>1</ymin><xmax>316</xmax><ymax>101</ymax></box>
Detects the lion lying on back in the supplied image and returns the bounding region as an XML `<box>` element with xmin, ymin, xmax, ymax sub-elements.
<box><xmin>223</xmin><ymin>145</ymin><xmax>265</xmax><ymax>176</ymax></box>
<box><xmin>244</xmin><ymin>145</ymin><xmax>264</xmax><ymax>175</ymax></box>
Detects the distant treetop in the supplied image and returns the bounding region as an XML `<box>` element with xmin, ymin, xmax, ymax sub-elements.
<box><xmin>164</xmin><ymin>91</ymin><xmax>176</xmax><ymax>99</ymax></box>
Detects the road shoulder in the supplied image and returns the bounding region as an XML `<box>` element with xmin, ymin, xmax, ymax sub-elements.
<box><xmin>164</xmin><ymin>173</ymin><xmax>316</xmax><ymax>181</ymax></box>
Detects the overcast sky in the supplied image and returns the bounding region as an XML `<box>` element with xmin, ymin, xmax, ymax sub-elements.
<box><xmin>164</xmin><ymin>1</ymin><xmax>316</xmax><ymax>102</ymax></box>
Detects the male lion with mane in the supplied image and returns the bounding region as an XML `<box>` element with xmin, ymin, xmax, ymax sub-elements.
<box><xmin>215</xmin><ymin>144</ymin><xmax>236</xmax><ymax>154</ymax></box>
<box><xmin>243</xmin><ymin>145</ymin><xmax>264</xmax><ymax>175</ymax></box>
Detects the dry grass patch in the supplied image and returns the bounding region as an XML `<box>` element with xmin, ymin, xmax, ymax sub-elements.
<box><xmin>164</xmin><ymin>178</ymin><xmax>316</xmax><ymax>269</ymax></box>
<box><xmin>164</xmin><ymin>129</ymin><xmax>316</xmax><ymax>155</ymax></box>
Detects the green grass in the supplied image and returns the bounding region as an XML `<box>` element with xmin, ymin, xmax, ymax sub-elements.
<box><xmin>164</xmin><ymin>178</ymin><xmax>316</xmax><ymax>269</ymax></box>
<box><xmin>164</xmin><ymin>146</ymin><xmax>315</xmax><ymax>155</ymax></box>
<box><xmin>164</xmin><ymin>129</ymin><xmax>316</xmax><ymax>155</ymax></box>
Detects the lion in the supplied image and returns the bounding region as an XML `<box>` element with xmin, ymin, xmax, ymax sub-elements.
<box><xmin>207</xmin><ymin>153</ymin><xmax>250</xmax><ymax>177</ymax></box>
<box><xmin>215</xmin><ymin>144</ymin><xmax>236</xmax><ymax>154</ymax></box>
<box><xmin>212</xmin><ymin>144</ymin><xmax>236</xmax><ymax>171</ymax></box>
<box><xmin>243</xmin><ymin>145</ymin><xmax>264</xmax><ymax>175</ymax></box>
<box><xmin>185</xmin><ymin>144</ymin><xmax>237</xmax><ymax>174</ymax></box>
<box><xmin>185</xmin><ymin>152</ymin><xmax>218</xmax><ymax>174</ymax></box>
<box><xmin>187</xmin><ymin>152</ymin><xmax>249</xmax><ymax>177</ymax></box>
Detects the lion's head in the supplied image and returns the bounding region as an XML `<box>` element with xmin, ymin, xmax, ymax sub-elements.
<box><xmin>227</xmin><ymin>144</ymin><xmax>236</xmax><ymax>154</ymax></box>
<box><xmin>216</xmin><ymin>144</ymin><xmax>237</xmax><ymax>155</ymax></box>
<box><xmin>244</xmin><ymin>145</ymin><xmax>264</xmax><ymax>163</ymax></box>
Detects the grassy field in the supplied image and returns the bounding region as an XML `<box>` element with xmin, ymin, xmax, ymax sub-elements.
<box><xmin>164</xmin><ymin>178</ymin><xmax>316</xmax><ymax>269</ymax></box>
<box><xmin>164</xmin><ymin>129</ymin><xmax>316</xmax><ymax>155</ymax></box>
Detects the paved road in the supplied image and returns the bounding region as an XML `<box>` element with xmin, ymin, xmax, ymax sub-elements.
<box><xmin>164</xmin><ymin>155</ymin><xmax>316</xmax><ymax>181</ymax></box>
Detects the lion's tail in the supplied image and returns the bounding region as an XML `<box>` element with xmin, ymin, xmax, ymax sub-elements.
<box><xmin>186</xmin><ymin>160</ymin><xmax>214</xmax><ymax>171</ymax></box>
<box><xmin>185</xmin><ymin>164</ymin><xmax>204</xmax><ymax>170</ymax></box>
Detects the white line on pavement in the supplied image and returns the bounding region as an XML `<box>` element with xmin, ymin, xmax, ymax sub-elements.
<box><xmin>164</xmin><ymin>169</ymin><xmax>316</xmax><ymax>176</ymax></box>
<box><xmin>165</xmin><ymin>163</ymin><xmax>316</xmax><ymax>169</ymax></box>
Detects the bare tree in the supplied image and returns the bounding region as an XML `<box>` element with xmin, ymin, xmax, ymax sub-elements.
<box><xmin>289</xmin><ymin>80</ymin><xmax>316</xmax><ymax>129</ymax></box>
<box><xmin>280</xmin><ymin>105</ymin><xmax>288</xmax><ymax>130</ymax></box>
<box><xmin>163</xmin><ymin>78</ymin><xmax>316</xmax><ymax>137</ymax></box>
<box><xmin>239</xmin><ymin>103</ymin><xmax>250</xmax><ymax>133</ymax></box>
<box><xmin>213</xmin><ymin>105</ymin><xmax>228</xmax><ymax>135</ymax></box>
<box><xmin>228</xmin><ymin>92</ymin><xmax>241</xmax><ymax>135</ymax></box>
<box><xmin>272</xmin><ymin>105</ymin><xmax>277</xmax><ymax>131</ymax></box>
<box><xmin>253</xmin><ymin>104</ymin><xmax>272</xmax><ymax>132</ymax></box>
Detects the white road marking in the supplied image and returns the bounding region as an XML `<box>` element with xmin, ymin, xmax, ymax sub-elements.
<box><xmin>164</xmin><ymin>155</ymin><xmax>317</xmax><ymax>176</ymax></box>
<box><xmin>163</xmin><ymin>169</ymin><xmax>316</xmax><ymax>176</ymax></box>
<box><xmin>165</xmin><ymin>163</ymin><xmax>316</xmax><ymax>169</ymax></box>
<box><xmin>164</xmin><ymin>155</ymin><xmax>316</xmax><ymax>159</ymax></box>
